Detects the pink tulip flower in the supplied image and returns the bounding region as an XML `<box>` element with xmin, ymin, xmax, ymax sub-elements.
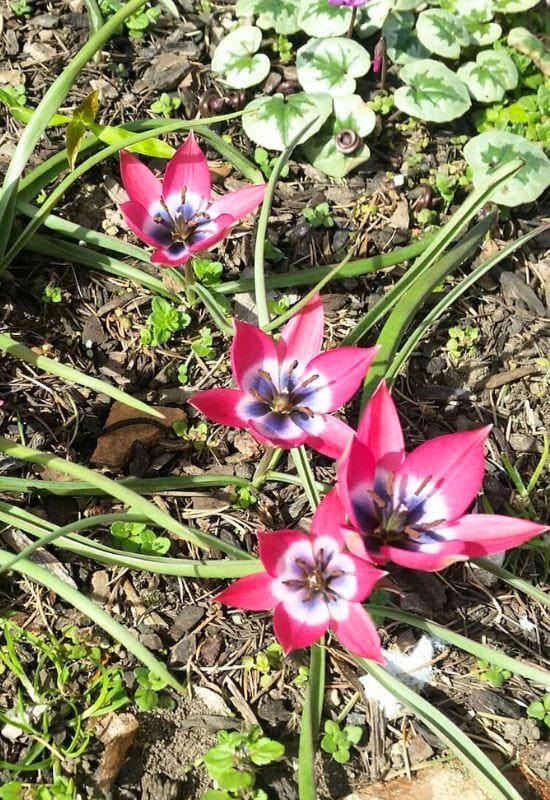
<box><xmin>119</xmin><ymin>132</ymin><xmax>266</xmax><ymax>266</ymax></box>
<box><xmin>338</xmin><ymin>382</ymin><xmax>549</xmax><ymax>572</ymax></box>
<box><xmin>215</xmin><ymin>491</ymin><xmax>386</xmax><ymax>659</ymax></box>
<box><xmin>190</xmin><ymin>295</ymin><xmax>378</xmax><ymax>458</ymax></box>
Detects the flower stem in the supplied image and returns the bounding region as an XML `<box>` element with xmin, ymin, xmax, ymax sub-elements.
<box><xmin>347</xmin><ymin>7</ymin><xmax>357</xmax><ymax>38</ymax></box>
<box><xmin>183</xmin><ymin>261</ymin><xmax>196</xmax><ymax>305</ymax></box>
<box><xmin>291</xmin><ymin>445</ymin><xmax>320</xmax><ymax>510</ymax></box>
<box><xmin>298</xmin><ymin>640</ymin><xmax>326</xmax><ymax>800</ymax></box>
<box><xmin>252</xmin><ymin>447</ymin><xmax>282</xmax><ymax>488</ymax></box>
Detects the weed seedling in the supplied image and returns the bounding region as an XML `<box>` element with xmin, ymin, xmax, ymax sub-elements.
<box><xmin>192</xmin><ymin>328</ymin><xmax>216</xmax><ymax>359</ymax></box>
<box><xmin>110</xmin><ymin>521</ymin><xmax>171</xmax><ymax>556</ymax></box>
<box><xmin>526</xmin><ymin>692</ymin><xmax>550</xmax><ymax>728</ymax></box>
<box><xmin>202</xmin><ymin>724</ymin><xmax>284</xmax><ymax>799</ymax></box>
<box><xmin>476</xmin><ymin>659</ymin><xmax>512</xmax><ymax>688</ymax></box>
<box><xmin>141</xmin><ymin>297</ymin><xmax>191</xmax><ymax>347</ymax></box>
<box><xmin>42</xmin><ymin>285</ymin><xmax>63</xmax><ymax>304</ymax></box>
<box><xmin>150</xmin><ymin>93</ymin><xmax>182</xmax><ymax>118</ymax></box>
<box><xmin>10</xmin><ymin>0</ymin><xmax>32</xmax><ymax>16</ymax></box>
<box><xmin>242</xmin><ymin>643</ymin><xmax>282</xmax><ymax>687</ymax></box>
<box><xmin>302</xmin><ymin>202</ymin><xmax>334</xmax><ymax>229</ymax></box>
<box><xmin>133</xmin><ymin>667</ymin><xmax>175</xmax><ymax>711</ymax></box>
<box><xmin>193</xmin><ymin>257</ymin><xmax>224</xmax><ymax>287</ymax></box>
<box><xmin>446</xmin><ymin>325</ymin><xmax>479</xmax><ymax>361</ymax></box>
<box><xmin>231</xmin><ymin>486</ymin><xmax>258</xmax><ymax>511</ymax></box>
<box><xmin>320</xmin><ymin>719</ymin><xmax>362</xmax><ymax>763</ymax></box>
<box><xmin>254</xmin><ymin>147</ymin><xmax>289</xmax><ymax>180</ymax></box>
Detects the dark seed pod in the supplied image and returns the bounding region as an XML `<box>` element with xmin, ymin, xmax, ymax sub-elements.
<box><xmin>226</xmin><ymin>90</ymin><xmax>246</xmax><ymax>110</ymax></box>
<box><xmin>199</xmin><ymin>89</ymin><xmax>226</xmax><ymax>117</ymax></box>
<box><xmin>335</xmin><ymin>129</ymin><xmax>362</xmax><ymax>154</ymax></box>
<box><xmin>414</xmin><ymin>184</ymin><xmax>433</xmax><ymax>211</ymax></box>
<box><xmin>278</xmin><ymin>80</ymin><xmax>300</xmax><ymax>96</ymax></box>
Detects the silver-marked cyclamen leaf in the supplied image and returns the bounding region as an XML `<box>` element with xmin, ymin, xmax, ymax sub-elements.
<box><xmin>416</xmin><ymin>10</ymin><xmax>470</xmax><ymax>59</ymax></box>
<box><xmin>301</xmin><ymin>95</ymin><xmax>376</xmax><ymax>177</ymax></box>
<box><xmin>297</xmin><ymin>0</ymin><xmax>352</xmax><ymax>38</ymax></box>
<box><xmin>235</xmin><ymin>0</ymin><xmax>301</xmax><ymax>35</ymax></box>
<box><xmin>464</xmin><ymin>131</ymin><xmax>550</xmax><ymax>206</ymax></box>
<box><xmin>211</xmin><ymin>26</ymin><xmax>270</xmax><ymax>89</ymax></box>
<box><xmin>454</xmin><ymin>0</ymin><xmax>501</xmax><ymax>47</ymax></box>
<box><xmin>242</xmin><ymin>92</ymin><xmax>332</xmax><ymax>151</ymax></box>
<box><xmin>394</xmin><ymin>60</ymin><xmax>471</xmax><ymax>122</ymax></box>
<box><xmin>355</xmin><ymin>0</ymin><xmax>393</xmax><ymax>39</ymax></box>
<box><xmin>457</xmin><ymin>50</ymin><xmax>518</xmax><ymax>103</ymax></box>
<box><xmin>492</xmin><ymin>0</ymin><xmax>539</xmax><ymax>11</ymax></box>
<box><xmin>383</xmin><ymin>12</ymin><xmax>430</xmax><ymax>65</ymax></box>
<box><xmin>296</xmin><ymin>38</ymin><xmax>371</xmax><ymax>97</ymax></box>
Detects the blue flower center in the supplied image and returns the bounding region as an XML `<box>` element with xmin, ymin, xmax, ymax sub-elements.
<box><xmin>282</xmin><ymin>548</ymin><xmax>346</xmax><ymax>603</ymax></box>
<box><xmin>153</xmin><ymin>188</ymin><xmax>210</xmax><ymax>244</ymax></box>
<box><xmin>366</xmin><ymin>472</ymin><xmax>445</xmax><ymax>545</ymax></box>
<box><xmin>250</xmin><ymin>360</ymin><xmax>319</xmax><ymax>417</ymax></box>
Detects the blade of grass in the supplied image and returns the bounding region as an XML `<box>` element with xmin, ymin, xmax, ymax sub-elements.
<box><xmin>291</xmin><ymin>446</ymin><xmax>320</xmax><ymax>510</ymax></box>
<box><xmin>298</xmin><ymin>642</ymin><xmax>325</xmax><ymax>800</ymax></box>
<box><xmin>0</xmin><ymin>0</ymin><xmax>150</xmax><ymax>259</ymax></box>
<box><xmin>82</xmin><ymin>0</ymin><xmax>104</xmax><ymax>31</ymax></box>
<box><xmin>387</xmin><ymin>222</ymin><xmax>550</xmax><ymax>381</ymax></box>
<box><xmin>193</xmin><ymin>283</ymin><xmax>234</xmax><ymax>336</ymax></box>
<box><xmin>472</xmin><ymin>558</ymin><xmax>550</xmax><ymax>608</ymax></box>
<box><xmin>360</xmin><ymin>211</ymin><xmax>496</xmax><ymax>406</ymax></box>
<box><xmin>0</xmin><ymin>473</ymin><xmax>250</xmax><ymax>496</ymax></box>
<box><xmin>0</xmin><ymin>332</ymin><xmax>163</xmax><ymax>418</ymax></box>
<box><xmin>0</xmin><ymin>437</ymin><xmax>251</xmax><ymax>561</ymax></box>
<box><xmin>254</xmin><ymin>119</ymin><xmax>318</xmax><ymax>328</ymax></box>
<box><xmin>0</xmin><ymin>547</ymin><xmax>183</xmax><ymax>691</ymax></box>
<box><xmin>366</xmin><ymin>604</ymin><xmax>550</xmax><ymax>685</ymax></box>
<box><xmin>357</xmin><ymin>661</ymin><xmax>523</xmax><ymax>800</ymax></box>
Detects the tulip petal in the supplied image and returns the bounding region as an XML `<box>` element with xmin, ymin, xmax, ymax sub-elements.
<box><xmin>356</xmin><ymin>382</ymin><xmax>405</xmax><ymax>472</ymax></box>
<box><xmin>190</xmin><ymin>388</ymin><xmax>250</xmax><ymax>428</ymax></box>
<box><xmin>187</xmin><ymin>214</ymin><xmax>235</xmax><ymax>253</ymax></box>
<box><xmin>337</xmin><ymin>437</ymin><xmax>377</xmax><ymax>529</ymax></box>
<box><xmin>207</xmin><ymin>183</ymin><xmax>267</xmax><ymax>221</ymax></box>
<box><xmin>303</xmin><ymin>414</ymin><xmax>355</xmax><ymax>460</ymax></box>
<box><xmin>311</xmin><ymin>488</ymin><xmax>347</xmax><ymax>542</ymax></box>
<box><xmin>332</xmin><ymin>604</ymin><xmax>384</xmax><ymax>662</ymax></box>
<box><xmin>150</xmin><ymin>244</ymin><xmax>190</xmax><ymax>266</ymax></box>
<box><xmin>162</xmin><ymin>132</ymin><xmax>211</xmax><ymax>206</ymax></box>
<box><xmin>396</xmin><ymin>426</ymin><xmax>491</xmax><ymax>524</ymax></box>
<box><xmin>231</xmin><ymin>321</ymin><xmax>278</xmax><ymax>392</ymax></box>
<box><xmin>441</xmin><ymin>514</ymin><xmax>549</xmax><ymax>557</ymax></box>
<box><xmin>303</xmin><ymin>346</ymin><xmax>378</xmax><ymax>413</ymax></box>
<box><xmin>277</xmin><ymin>294</ymin><xmax>324</xmax><ymax>367</ymax></box>
<box><xmin>249</xmin><ymin>414</ymin><xmax>308</xmax><ymax>448</ymax></box>
<box><xmin>346</xmin><ymin>556</ymin><xmax>386</xmax><ymax>602</ymax></box>
<box><xmin>378</xmin><ymin>540</ymin><xmax>466</xmax><ymax>572</ymax></box>
<box><xmin>119</xmin><ymin>150</ymin><xmax>162</xmax><ymax>215</ymax></box>
<box><xmin>273</xmin><ymin>603</ymin><xmax>328</xmax><ymax>653</ymax></box>
<box><xmin>120</xmin><ymin>200</ymin><xmax>171</xmax><ymax>249</ymax></box>
<box><xmin>215</xmin><ymin>572</ymin><xmax>277</xmax><ymax>610</ymax></box>
<box><xmin>258</xmin><ymin>529</ymin><xmax>311</xmax><ymax>578</ymax></box>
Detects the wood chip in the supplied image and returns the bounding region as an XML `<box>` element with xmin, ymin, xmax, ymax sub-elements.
<box><xmin>91</xmin><ymin>712</ymin><xmax>139</xmax><ymax>794</ymax></box>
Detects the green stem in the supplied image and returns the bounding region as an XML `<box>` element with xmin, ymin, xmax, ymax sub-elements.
<box><xmin>252</xmin><ymin>447</ymin><xmax>281</xmax><ymax>488</ymax></box>
<box><xmin>291</xmin><ymin>446</ymin><xmax>321</xmax><ymax>509</ymax></box>
<box><xmin>298</xmin><ymin>641</ymin><xmax>326</xmax><ymax>800</ymax></box>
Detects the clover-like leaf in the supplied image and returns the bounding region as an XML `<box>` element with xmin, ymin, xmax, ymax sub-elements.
<box><xmin>492</xmin><ymin>0</ymin><xmax>539</xmax><ymax>11</ymax></box>
<box><xmin>383</xmin><ymin>12</ymin><xmax>430</xmax><ymax>65</ymax></box>
<box><xmin>394</xmin><ymin>59</ymin><xmax>471</xmax><ymax>122</ymax></box>
<box><xmin>296</xmin><ymin>38</ymin><xmax>371</xmax><ymax>97</ymax></box>
<box><xmin>463</xmin><ymin>131</ymin><xmax>550</xmax><ymax>206</ymax></box>
<box><xmin>297</xmin><ymin>0</ymin><xmax>352</xmax><ymax>38</ymax></box>
<box><xmin>457</xmin><ymin>50</ymin><xmax>518</xmax><ymax>104</ymax></box>
<box><xmin>301</xmin><ymin>95</ymin><xmax>376</xmax><ymax>177</ymax></box>
<box><xmin>235</xmin><ymin>0</ymin><xmax>301</xmax><ymax>34</ymax></box>
<box><xmin>211</xmin><ymin>26</ymin><xmax>270</xmax><ymax>89</ymax></box>
<box><xmin>242</xmin><ymin>92</ymin><xmax>332</xmax><ymax>151</ymax></box>
<box><xmin>416</xmin><ymin>10</ymin><xmax>470</xmax><ymax>59</ymax></box>
<box><xmin>454</xmin><ymin>0</ymin><xmax>501</xmax><ymax>47</ymax></box>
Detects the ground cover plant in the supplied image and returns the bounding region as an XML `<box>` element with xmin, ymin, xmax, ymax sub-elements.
<box><xmin>0</xmin><ymin>1</ymin><xmax>549</xmax><ymax>799</ymax></box>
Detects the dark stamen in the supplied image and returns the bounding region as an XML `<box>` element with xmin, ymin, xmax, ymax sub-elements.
<box><xmin>368</xmin><ymin>489</ymin><xmax>386</xmax><ymax>509</ymax></box>
<box><xmin>414</xmin><ymin>475</ymin><xmax>432</xmax><ymax>496</ymax></box>
<box><xmin>300</xmin><ymin>373</ymin><xmax>319</xmax><ymax>389</ymax></box>
<box><xmin>294</xmin><ymin>405</ymin><xmax>314</xmax><ymax>418</ymax></box>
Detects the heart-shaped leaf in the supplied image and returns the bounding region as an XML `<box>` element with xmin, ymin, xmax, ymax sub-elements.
<box><xmin>457</xmin><ymin>51</ymin><xmax>518</xmax><ymax>103</ymax></box>
<box><xmin>211</xmin><ymin>26</ymin><xmax>271</xmax><ymax>89</ymax></box>
<box><xmin>235</xmin><ymin>0</ymin><xmax>302</xmax><ymax>34</ymax></box>
<box><xmin>296</xmin><ymin>37</ymin><xmax>371</xmax><ymax>97</ymax></box>
<box><xmin>454</xmin><ymin>0</ymin><xmax>501</xmax><ymax>47</ymax></box>
<box><xmin>416</xmin><ymin>9</ymin><xmax>470</xmax><ymax>59</ymax></box>
<box><xmin>394</xmin><ymin>59</ymin><xmax>471</xmax><ymax>122</ymax></box>
<box><xmin>297</xmin><ymin>0</ymin><xmax>352</xmax><ymax>38</ymax></box>
<box><xmin>355</xmin><ymin>0</ymin><xmax>393</xmax><ymax>38</ymax></box>
<box><xmin>383</xmin><ymin>12</ymin><xmax>430</xmax><ymax>65</ymax></box>
<box><xmin>301</xmin><ymin>95</ymin><xmax>376</xmax><ymax>177</ymax></box>
<box><xmin>242</xmin><ymin>92</ymin><xmax>332</xmax><ymax>151</ymax></box>
<box><xmin>464</xmin><ymin>131</ymin><xmax>550</xmax><ymax>206</ymax></box>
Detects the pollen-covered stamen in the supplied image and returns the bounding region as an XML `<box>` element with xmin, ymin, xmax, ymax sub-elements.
<box><xmin>153</xmin><ymin>188</ymin><xmax>212</xmax><ymax>244</ymax></box>
<box><xmin>283</xmin><ymin>547</ymin><xmax>347</xmax><ymax>603</ymax></box>
<box><xmin>367</xmin><ymin>471</ymin><xmax>446</xmax><ymax>545</ymax></box>
<box><xmin>251</xmin><ymin>364</ymin><xmax>320</xmax><ymax>418</ymax></box>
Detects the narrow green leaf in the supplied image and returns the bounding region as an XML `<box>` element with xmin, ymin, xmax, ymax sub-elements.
<box><xmin>0</xmin><ymin>332</ymin><xmax>163</xmax><ymax>418</ymax></box>
<box><xmin>357</xmin><ymin>662</ymin><xmax>523</xmax><ymax>800</ymax></box>
<box><xmin>0</xmin><ymin>546</ymin><xmax>183</xmax><ymax>692</ymax></box>
<box><xmin>298</xmin><ymin>642</ymin><xmax>325</xmax><ymax>800</ymax></box>
<box><xmin>82</xmin><ymin>0</ymin><xmax>104</xmax><ymax>32</ymax></box>
<box><xmin>0</xmin><ymin>473</ymin><xmax>250</xmax><ymax>496</ymax></box>
<box><xmin>472</xmin><ymin>558</ymin><xmax>550</xmax><ymax>608</ymax></box>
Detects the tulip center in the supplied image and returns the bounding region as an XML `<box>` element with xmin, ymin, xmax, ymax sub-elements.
<box><xmin>154</xmin><ymin>190</ymin><xmax>210</xmax><ymax>244</ymax></box>
<box><xmin>368</xmin><ymin>472</ymin><xmax>444</xmax><ymax>544</ymax></box>
<box><xmin>250</xmin><ymin>360</ymin><xmax>319</xmax><ymax>418</ymax></box>
<box><xmin>283</xmin><ymin>548</ymin><xmax>346</xmax><ymax>603</ymax></box>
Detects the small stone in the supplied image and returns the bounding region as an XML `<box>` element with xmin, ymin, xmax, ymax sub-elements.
<box><xmin>407</xmin><ymin>733</ymin><xmax>434</xmax><ymax>764</ymax></box>
<box><xmin>137</xmin><ymin>52</ymin><xmax>192</xmax><ymax>92</ymax></box>
<box><xmin>138</xmin><ymin>632</ymin><xmax>163</xmax><ymax>651</ymax></box>
<box><xmin>169</xmin><ymin>634</ymin><xmax>196</xmax><ymax>667</ymax></box>
<box><xmin>170</xmin><ymin>606</ymin><xmax>205</xmax><ymax>640</ymax></box>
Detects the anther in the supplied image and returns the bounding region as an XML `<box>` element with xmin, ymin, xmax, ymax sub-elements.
<box><xmin>368</xmin><ymin>489</ymin><xmax>386</xmax><ymax>509</ymax></box>
<box><xmin>414</xmin><ymin>475</ymin><xmax>432</xmax><ymax>496</ymax></box>
<box><xmin>180</xmin><ymin>186</ymin><xmax>187</xmax><ymax>205</ymax></box>
<box><xmin>294</xmin><ymin>405</ymin><xmax>314</xmax><ymax>418</ymax></box>
<box><xmin>404</xmin><ymin>526</ymin><xmax>421</xmax><ymax>539</ymax></box>
<box><xmin>300</xmin><ymin>373</ymin><xmax>319</xmax><ymax>388</ymax></box>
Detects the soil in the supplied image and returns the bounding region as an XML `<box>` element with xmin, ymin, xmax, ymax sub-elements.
<box><xmin>0</xmin><ymin>1</ymin><xmax>549</xmax><ymax>799</ymax></box>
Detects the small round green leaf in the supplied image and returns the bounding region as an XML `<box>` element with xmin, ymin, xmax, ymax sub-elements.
<box><xmin>394</xmin><ymin>60</ymin><xmax>471</xmax><ymax>122</ymax></box>
<box><xmin>242</xmin><ymin>92</ymin><xmax>332</xmax><ymax>151</ymax></box>
<box><xmin>297</xmin><ymin>0</ymin><xmax>352</xmax><ymax>38</ymax></box>
<box><xmin>211</xmin><ymin>26</ymin><xmax>271</xmax><ymax>89</ymax></box>
<box><xmin>457</xmin><ymin>50</ymin><xmax>518</xmax><ymax>103</ymax></box>
<box><xmin>296</xmin><ymin>38</ymin><xmax>371</xmax><ymax>97</ymax></box>
<box><xmin>383</xmin><ymin>12</ymin><xmax>430</xmax><ymax>65</ymax></box>
<box><xmin>463</xmin><ymin>130</ymin><xmax>550</xmax><ymax>206</ymax></box>
<box><xmin>416</xmin><ymin>10</ymin><xmax>470</xmax><ymax>59</ymax></box>
<box><xmin>301</xmin><ymin>95</ymin><xmax>376</xmax><ymax>177</ymax></box>
<box><xmin>236</xmin><ymin>0</ymin><xmax>302</xmax><ymax>34</ymax></box>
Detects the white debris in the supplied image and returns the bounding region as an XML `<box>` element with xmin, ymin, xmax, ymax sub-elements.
<box><xmin>1</xmin><ymin>704</ymin><xmax>49</xmax><ymax>742</ymax></box>
<box><xmin>518</xmin><ymin>615</ymin><xmax>536</xmax><ymax>634</ymax></box>
<box><xmin>360</xmin><ymin>635</ymin><xmax>439</xmax><ymax>719</ymax></box>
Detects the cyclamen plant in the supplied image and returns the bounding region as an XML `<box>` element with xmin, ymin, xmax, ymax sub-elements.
<box><xmin>119</xmin><ymin>131</ymin><xmax>266</xmax><ymax>266</ymax></box>
<box><xmin>191</xmin><ymin>294</ymin><xmax>377</xmax><ymax>458</ymax></box>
